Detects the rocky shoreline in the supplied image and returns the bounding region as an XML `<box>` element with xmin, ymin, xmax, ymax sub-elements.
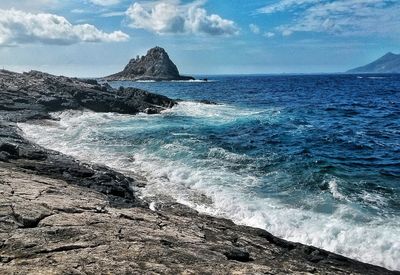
<box><xmin>0</xmin><ymin>70</ymin><xmax>398</xmax><ymax>274</ymax></box>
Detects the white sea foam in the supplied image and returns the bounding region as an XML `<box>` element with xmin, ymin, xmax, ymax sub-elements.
<box><xmin>163</xmin><ymin>101</ymin><xmax>274</xmax><ymax>124</ymax></box>
<box><xmin>171</xmin><ymin>79</ymin><xmax>215</xmax><ymax>83</ymax></box>
<box><xmin>18</xmin><ymin>104</ymin><xmax>400</xmax><ymax>271</ymax></box>
<box><xmin>149</xmin><ymin>202</ymin><xmax>157</xmax><ymax>211</ymax></box>
<box><xmin>356</xmin><ymin>76</ymin><xmax>387</xmax><ymax>80</ymax></box>
<box><xmin>367</xmin><ymin>76</ymin><xmax>386</xmax><ymax>79</ymax></box>
<box><xmin>361</xmin><ymin>191</ymin><xmax>388</xmax><ymax>209</ymax></box>
<box><xmin>327</xmin><ymin>177</ymin><xmax>346</xmax><ymax>200</ymax></box>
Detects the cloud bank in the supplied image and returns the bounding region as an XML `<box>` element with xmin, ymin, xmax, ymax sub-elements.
<box><xmin>257</xmin><ymin>0</ymin><xmax>319</xmax><ymax>14</ymax></box>
<box><xmin>126</xmin><ymin>0</ymin><xmax>239</xmax><ymax>36</ymax></box>
<box><xmin>258</xmin><ymin>0</ymin><xmax>400</xmax><ymax>38</ymax></box>
<box><xmin>0</xmin><ymin>0</ymin><xmax>60</xmax><ymax>11</ymax></box>
<box><xmin>0</xmin><ymin>9</ymin><xmax>129</xmax><ymax>46</ymax></box>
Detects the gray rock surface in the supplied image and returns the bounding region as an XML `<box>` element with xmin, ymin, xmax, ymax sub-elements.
<box><xmin>347</xmin><ymin>52</ymin><xmax>400</xmax><ymax>73</ymax></box>
<box><xmin>0</xmin><ymin>69</ymin><xmax>176</xmax><ymax>122</ymax></box>
<box><xmin>0</xmin><ymin>69</ymin><xmax>398</xmax><ymax>274</ymax></box>
<box><xmin>105</xmin><ymin>47</ymin><xmax>194</xmax><ymax>81</ymax></box>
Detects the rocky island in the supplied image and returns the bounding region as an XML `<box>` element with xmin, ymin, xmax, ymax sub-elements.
<box><xmin>105</xmin><ymin>47</ymin><xmax>195</xmax><ymax>81</ymax></box>
<box><xmin>0</xmin><ymin>69</ymin><xmax>398</xmax><ymax>274</ymax></box>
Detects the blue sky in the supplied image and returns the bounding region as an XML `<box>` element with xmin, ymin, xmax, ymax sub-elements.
<box><xmin>0</xmin><ymin>0</ymin><xmax>399</xmax><ymax>76</ymax></box>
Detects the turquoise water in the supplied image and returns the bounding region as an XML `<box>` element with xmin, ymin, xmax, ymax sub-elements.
<box><xmin>20</xmin><ymin>74</ymin><xmax>400</xmax><ymax>270</ymax></box>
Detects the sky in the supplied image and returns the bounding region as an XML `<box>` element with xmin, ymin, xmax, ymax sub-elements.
<box><xmin>0</xmin><ymin>0</ymin><xmax>399</xmax><ymax>76</ymax></box>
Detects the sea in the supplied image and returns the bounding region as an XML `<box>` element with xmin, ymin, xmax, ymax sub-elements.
<box><xmin>19</xmin><ymin>74</ymin><xmax>400</xmax><ymax>270</ymax></box>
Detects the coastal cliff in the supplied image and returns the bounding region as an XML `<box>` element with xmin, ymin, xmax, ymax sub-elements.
<box><xmin>105</xmin><ymin>47</ymin><xmax>194</xmax><ymax>81</ymax></box>
<box><xmin>0</xmin><ymin>70</ymin><xmax>397</xmax><ymax>274</ymax></box>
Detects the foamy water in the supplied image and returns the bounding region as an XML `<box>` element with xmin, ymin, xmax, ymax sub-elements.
<box><xmin>19</xmin><ymin>99</ymin><xmax>400</xmax><ymax>270</ymax></box>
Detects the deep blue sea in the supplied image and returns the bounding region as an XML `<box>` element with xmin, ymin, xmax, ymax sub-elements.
<box><xmin>20</xmin><ymin>74</ymin><xmax>400</xmax><ymax>270</ymax></box>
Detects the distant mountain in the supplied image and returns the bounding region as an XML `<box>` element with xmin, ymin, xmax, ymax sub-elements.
<box><xmin>347</xmin><ymin>52</ymin><xmax>400</xmax><ymax>74</ymax></box>
<box><xmin>105</xmin><ymin>46</ymin><xmax>194</xmax><ymax>81</ymax></box>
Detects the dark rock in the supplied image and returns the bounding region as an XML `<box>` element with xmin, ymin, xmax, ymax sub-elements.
<box><xmin>224</xmin><ymin>248</ymin><xmax>251</xmax><ymax>262</ymax></box>
<box><xmin>197</xmin><ymin>99</ymin><xmax>219</xmax><ymax>105</ymax></box>
<box><xmin>37</xmin><ymin>96</ymin><xmax>67</xmax><ymax>111</ymax></box>
<box><xmin>101</xmin><ymin>82</ymin><xmax>113</xmax><ymax>92</ymax></box>
<box><xmin>144</xmin><ymin>108</ymin><xmax>158</xmax><ymax>114</ymax></box>
<box><xmin>177</xmin><ymin>99</ymin><xmax>219</xmax><ymax>105</ymax></box>
<box><xmin>0</xmin><ymin>69</ymin><xmax>176</xmax><ymax>121</ymax></box>
<box><xmin>0</xmin><ymin>143</ymin><xmax>19</xmax><ymax>157</ymax></box>
<box><xmin>80</xmin><ymin>78</ymin><xmax>99</xmax><ymax>85</ymax></box>
<box><xmin>0</xmin><ymin>151</ymin><xmax>10</xmax><ymax>162</ymax></box>
<box><xmin>105</xmin><ymin>47</ymin><xmax>195</xmax><ymax>81</ymax></box>
<box><xmin>115</xmin><ymin>87</ymin><xmax>176</xmax><ymax>112</ymax></box>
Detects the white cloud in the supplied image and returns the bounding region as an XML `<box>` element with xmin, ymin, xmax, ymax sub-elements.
<box><xmin>89</xmin><ymin>0</ymin><xmax>121</xmax><ymax>6</ymax></box>
<box><xmin>257</xmin><ymin>0</ymin><xmax>319</xmax><ymax>14</ymax></box>
<box><xmin>101</xmin><ymin>11</ymin><xmax>126</xmax><ymax>17</ymax></box>
<box><xmin>0</xmin><ymin>0</ymin><xmax>61</xmax><ymax>11</ymax></box>
<box><xmin>249</xmin><ymin>24</ymin><xmax>275</xmax><ymax>38</ymax></box>
<box><xmin>0</xmin><ymin>9</ymin><xmax>129</xmax><ymax>46</ymax></box>
<box><xmin>71</xmin><ymin>9</ymin><xmax>86</xmax><ymax>14</ymax></box>
<box><xmin>249</xmin><ymin>24</ymin><xmax>260</xmax><ymax>34</ymax></box>
<box><xmin>259</xmin><ymin>0</ymin><xmax>400</xmax><ymax>38</ymax></box>
<box><xmin>263</xmin><ymin>32</ymin><xmax>275</xmax><ymax>38</ymax></box>
<box><xmin>125</xmin><ymin>0</ymin><xmax>239</xmax><ymax>36</ymax></box>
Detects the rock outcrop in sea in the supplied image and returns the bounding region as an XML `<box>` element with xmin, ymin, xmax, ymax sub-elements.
<box><xmin>347</xmin><ymin>52</ymin><xmax>400</xmax><ymax>74</ymax></box>
<box><xmin>0</xmin><ymin>69</ymin><xmax>397</xmax><ymax>274</ymax></box>
<box><xmin>105</xmin><ymin>46</ymin><xmax>194</xmax><ymax>81</ymax></box>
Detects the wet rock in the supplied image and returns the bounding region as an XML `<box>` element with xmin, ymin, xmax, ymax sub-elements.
<box><xmin>80</xmin><ymin>78</ymin><xmax>99</xmax><ymax>86</ymax></box>
<box><xmin>0</xmin><ymin>143</ymin><xmax>18</xmax><ymax>157</ymax></box>
<box><xmin>224</xmin><ymin>248</ymin><xmax>251</xmax><ymax>262</ymax></box>
<box><xmin>197</xmin><ymin>99</ymin><xmax>219</xmax><ymax>105</ymax></box>
<box><xmin>144</xmin><ymin>108</ymin><xmax>158</xmax><ymax>114</ymax></box>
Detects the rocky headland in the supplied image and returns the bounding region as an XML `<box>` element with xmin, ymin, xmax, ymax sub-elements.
<box><xmin>0</xmin><ymin>69</ymin><xmax>398</xmax><ymax>274</ymax></box>
<box><xmin>347</xmin><ymin>52</ymin><xmax>400</xmax><ymax>74</ymax></box>
<box><xmin>105</xmin><ymin>47</ymin><xmax>194</xmax><ymax>81</ymax></box>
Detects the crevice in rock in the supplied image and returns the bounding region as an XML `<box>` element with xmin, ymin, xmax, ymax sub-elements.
<box><xmin>118</xmin><ymin>213</ymin><xmax>145</xmax><ymax>222</ymax></box>
<box><xmin>9</xmin><ymin>204</ymin><xmax>53</xmax><ymax>228</ymax></box>
<box><xmin>38</xmin><ymin>244</ymin><xmax>91</xmax><ymax>254</ymax></box>
<box><xmin>157</xmin><ymin>221</ymin><xmax>168</xmax><ymax>230</ymax></box>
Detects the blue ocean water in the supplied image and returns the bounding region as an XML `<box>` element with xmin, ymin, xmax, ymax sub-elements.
<box><xmin>20</xmin><ymin>74</ymin><xmax>400</xmax><ymax>269</ymax></box>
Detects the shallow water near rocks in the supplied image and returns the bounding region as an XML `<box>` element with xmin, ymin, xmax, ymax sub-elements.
<box><xmin>20</xmin><ymin>74</ymin><xmax>400</xmax><ymax>270</ymax></box>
